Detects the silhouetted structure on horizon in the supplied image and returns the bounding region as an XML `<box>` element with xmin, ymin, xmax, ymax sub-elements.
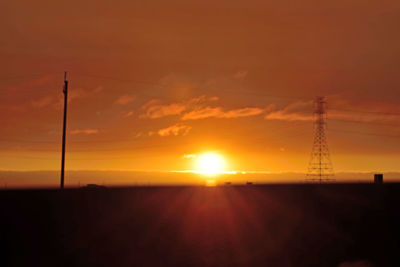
<box><xmin>60</xmin><ymin>72</ymin><xmax>68</xmax><ymax>189</ymax></box>
<box><xmin>374</xmin><ymin>174</ymin><xmax>383</xmax><ymax>184</ymax></box>
<box><xmin>306</xmin><ymin>96</ymin><xmax>335</xmax><ymax>183</ymax></box>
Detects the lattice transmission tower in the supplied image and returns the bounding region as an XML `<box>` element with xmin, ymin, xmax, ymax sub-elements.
<box><xmin>306</xmin><ymin>96</ymin><xmax>334</xmax><ymax>183</ymax></box>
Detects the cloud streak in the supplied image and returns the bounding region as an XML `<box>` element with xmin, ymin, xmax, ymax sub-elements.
<box><xmin>264</xmin><ymin>101</ymin><xmax>314</xmax><ymax>121</ymax></box>
<box><xmin>70</xmin><ymin>129</ymin><xmax>99</xmax><ymax>135</ymax></box>
<box><xmin>31</xmin><ymin>96</ymin><xmax>53</xmax><ymax>108</ymax></box>
<box><xmin>116</xmin><ymin>95</ymin><xmax>135</xmax><ymax>105</ymax></box>
<box><xmin>141</xmin><ymin>99</ymin><xmax>187</xmax><ymax>119</ymax></box>
<box><xmin>157</xmin><ymin>124</ymin><xmax>191</xmax><ymax>137</ymax></box>
<box><xmin>141</xmin><ymin>95</ymin><xmax>269</xmax><ymax>121</ymax></box>
<box><xmin>264</xmin><ymin>97</ymin><xmax>400</xmax><ymax>122</ymax></box>
<box><xmin>182</xmin><ymin>106</ymin><xmax>267</xmax><ymax>120</ymax></box>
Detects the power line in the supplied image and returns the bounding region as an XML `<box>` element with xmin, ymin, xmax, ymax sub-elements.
<box><xmin>72</xmin><ymin>72</ymin><xmax>166</xmax><ymax>87</ymax></box>
<box><xmin>3</xmin><ymin>73</ymin><xmax>400</xmax><ymax>113</ymax></box>
<box><xmin>330</xmin><ymin>118</ymin><xmax>400</xmax><ymax>127</ymax></box>
<box><xmin>0</xmin><ymin>72</ymin><xmax>61</xmax><ymax>82</ymax></box>
<box><xmin>0</xmin><ymin>119</ymin><xmax>312</xmax><ymax>145</ymax></box>
<box><xmin>1</xmin><ymin>72</ymin><xmax>309</xmax><ymax>101</ymax></box>
<box><xmin>0</xmin><ymin>154</ymin><xmax>154</xmax><ymax>161</ymax></box>
<box><xmin>328</xmin><ymin>128</ymin><xmax>400</xmax><ymax>139</ymax></box>
<box><xmin>0</xmin><ymin>138</ymin><xmax>149</xmax><ymax>144</ymax></box>
<box><xmin>331</xmin><ymin>108</ymin><xmax>400</xmax><ymax>116</ymax></box>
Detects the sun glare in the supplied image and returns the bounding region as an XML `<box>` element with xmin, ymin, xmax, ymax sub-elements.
<box><xmin>195</xmin><ymin>152</ymin><xmax>225</xmax><ymax>176</ymax></box>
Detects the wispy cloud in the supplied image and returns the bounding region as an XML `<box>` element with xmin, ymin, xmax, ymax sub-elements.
<box><xmin>134</xmin><ymin>132</ymin><xmax>143</xmax><ymax>138</ymax></box>
<box><xmin>116</xmin><ymin>95</ymin><xmax>135</xmax><ymax>105</ymax></box>
<box><xmin>70</xmin><ymin>129</ymin><xmax>99</xmax><ymax>135</ymax></box>
<box><xmin>157</xmin><ymin>124</ymin><xmax>192</xmax><ymax>137</ymax></box>
<box><xmin>233</xmin><ymin>70</ymin><xmax>248</xmax><ymax>79</ymax></box>
<box><xmin>181</xmin><ymin>107</ymin><xmax>222</xmax><ymax>120</ymax></box>
<box><xmin>183</xmin><ymin>154</ymin><xmax>197</xmax><ymax>158</ymax></box>
<box><xmin>219</xmin><ymin>107</ymin><xmax>266</xmax><ymax>118</ymax></box>
<box><xmin>31</xmin><ymin>96</ymin><xmax>53</xmax><ymax>108</ymax></box>
<box><xmin>265</xmin><ymin>101</ymin><xmax>314</xmax><ymax>121</ymax></box>
<box><xmin>181</xmin><ymin>106</ymin><xmax>267</xmax><ymax>120</ymax></box>
<box><xmin>54</xmin><ymin>86</ymin><xmax>104</xmax><ymax>109</ymax></box>
<box><xmin>5</xmin><ymin>74</ymin><xmax>55</xmax><ymax>91</ymax></box>
<box><xmin>140</xmin><ymin>99</ymin><xmax>187</xmax><ymax>119</ymax></box>
<box><xmin>140</xmin><ymin>95</ymin><xmax>221</xmax><ymax>119</ymax></box>
<box><xmin>187</xmin><ymin>95</ymin><xmax>219</xmax><ymax>104</ymax></box>
<box><xmin>141</xmin><ymin>95</ymin><xmax>269</xmax><ymax>121</ymax></box>
<box><xmin>123</xmin><ymin>111</ymin><xmax>134</xmax><ymax>117</ymax></box>
<box><xmin>92</xmin><ymin>86</ymin><xmax>103</xmax><ymax>93</ymax></box>
<box><xmin>264</xmin><ymin>97</ymin><xmax>400</xmax><ymax>122</ymax></box>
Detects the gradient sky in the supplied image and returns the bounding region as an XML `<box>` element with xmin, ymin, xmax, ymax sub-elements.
<box><xmin>1</xmin><ymin>0</ymin><xmax>400</xmax><ymax>181</ymax></box>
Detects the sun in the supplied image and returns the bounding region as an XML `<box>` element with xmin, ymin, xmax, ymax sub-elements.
<box><xmin>195</xmin><ymin>152</ymin><xmax>225</xmax><ymax>176</ymax></box>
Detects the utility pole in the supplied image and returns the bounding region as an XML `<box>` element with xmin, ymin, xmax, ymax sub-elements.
<box><xmin>60</xmin><ymin>72</ymin><xmax>68</xmax><ymax>189</ymax></box>
<box><xmin>306</xmin><ymin>96</ymin><xmax>334</xmax><ymax>183</ymax></box>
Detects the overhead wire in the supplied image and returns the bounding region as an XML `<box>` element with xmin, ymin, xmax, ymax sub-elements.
<box><xmin>328</xmin><ymin>128</ymin><xmax>400</xmax><ymax>139</ymax></box>
<box><xmin>1</xmin><ymin>72</ymin><xmax>400</xmax><ymax>161</ymax></box>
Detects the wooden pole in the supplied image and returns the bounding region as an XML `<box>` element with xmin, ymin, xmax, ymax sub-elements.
<box><xmin>60</xmin><ymin>72</ymin><xmax>68</xmax><ymax>189</ymax></box>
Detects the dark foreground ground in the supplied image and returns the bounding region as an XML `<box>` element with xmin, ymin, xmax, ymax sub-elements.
<box><xmin>0</xmin><ymin>184</ymin><xmax>399</xmax><ymax>267</ymax></box>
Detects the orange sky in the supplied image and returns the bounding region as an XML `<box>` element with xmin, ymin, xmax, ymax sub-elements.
<box><xmin>1</xmin><ymin>0</ymin><xmax>400</xmax><ymax>184</ymax></box>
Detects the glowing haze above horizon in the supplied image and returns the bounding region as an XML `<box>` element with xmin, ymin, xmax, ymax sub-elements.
<box><xmin>1</xmin><ymin>0</ymin><xmax>400</xmax><ymax>186</ymax></box>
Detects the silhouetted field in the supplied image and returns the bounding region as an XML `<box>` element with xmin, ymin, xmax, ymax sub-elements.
<box><xmin>0</xmin><ymin>184</ymin><xmax>399</xmax><ymax>267</ymax></box>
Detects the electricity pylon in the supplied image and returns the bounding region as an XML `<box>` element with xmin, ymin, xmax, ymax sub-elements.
<box><xmin>306</xmin><ymin>96</ymin><xmax>334</xmax><ymax>183</ymax></box>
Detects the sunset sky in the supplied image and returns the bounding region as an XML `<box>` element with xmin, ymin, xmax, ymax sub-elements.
<box><xmin>1</xmin><ymin>0</ymin><xmax>400</xmax><ymax>185</ymax></box>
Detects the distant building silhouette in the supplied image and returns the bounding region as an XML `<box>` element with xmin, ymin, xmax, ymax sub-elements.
<box><xmin>374</xmin><ymin>174</ymin><xmax>383</xmax><ymax>184</ymax></box>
